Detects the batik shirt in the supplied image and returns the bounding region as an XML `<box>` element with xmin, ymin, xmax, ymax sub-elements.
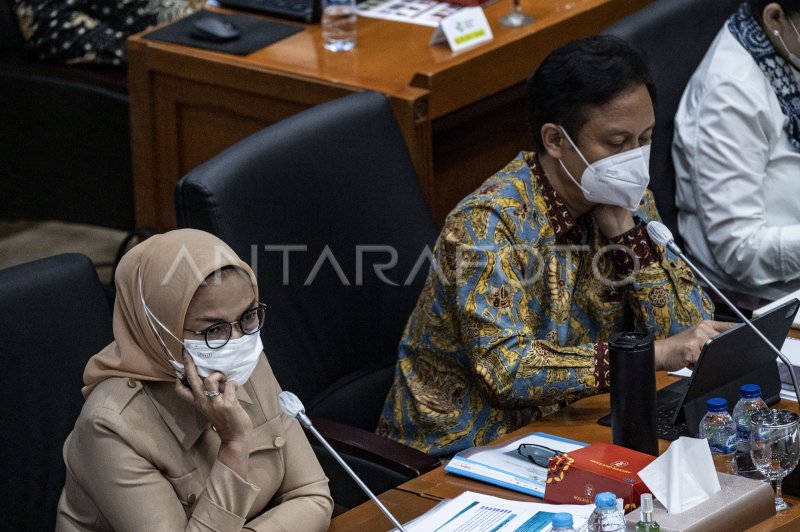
<box><xmin>377</xmin><ymin>152</ymin><xmax>713</xmax><ymax>456</ymax></box>
<box><xmin>13</xmin><ymin>1</ymin><xmax>201</xmax><ymax>65</ymax></box>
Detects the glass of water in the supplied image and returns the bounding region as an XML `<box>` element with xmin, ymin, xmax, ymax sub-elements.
<box><xmin>322</xmin><ymin>0</ymin><xmax>357</xmax><ymax>52</ymax></box>
<box><xmin>750</xmin><ymin>409</ymin><xmax>800</xmax><ymax>512</ymax></box>
<box><xmin>498</xmin><ymin>0</ymin><xmax>535</xmax><ymax>28</ymax></box>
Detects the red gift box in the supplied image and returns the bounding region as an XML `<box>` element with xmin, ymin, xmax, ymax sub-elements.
<box><xmin>545</xmin><ymin>442</ymin><xmax>656</xmax><ymax>512</ymax></box>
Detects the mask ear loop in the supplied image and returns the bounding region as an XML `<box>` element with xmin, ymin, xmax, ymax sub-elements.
<box><xmin>559</xmin><ymin>126</ymin><xmax>592</xmax><ymax>167</ymax></box>
<box><xmin>138</xmin><ymin>268</ymin><xmax>185</xmax><ymax>375</ymax></box>
<box><xmin>557</xmin><ymin>126</ymin><xmax>594</xmax><ymax>197</ymax></box>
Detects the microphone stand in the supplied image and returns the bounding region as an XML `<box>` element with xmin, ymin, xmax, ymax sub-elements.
<box><xmin>661</xmin><ymin>239</ymin><xmax>800</xmax><ymax>408</ymax></box>
<box><xmin>302</xmin><ymin>420</ymin><xmax>409</xmax><ymax>532</ymax></box>
<box><xmin>278</xmin><ymin>391</ymin><xmax>408</xmax><ymax>532</ymax></box>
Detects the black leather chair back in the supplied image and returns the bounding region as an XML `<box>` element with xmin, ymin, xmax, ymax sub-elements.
<box><xmin>0</xmin><ymin>0</ymin><xmax>134</xmax><ymax>231</ymax></box>
<box><xmin>0</xmin><ymin>254</ymin><xmax>114</xmax><ymax>532</ymax></box>
<box><xmin>176</xmin><ymin>91</ymin><xmax>438</xmax><ymax>432</ymax></box>
<box><xmin>0</xmin><ymin>74</ymin><xmax>134</xmax><ymax>229</ymax></box>
<box><xmin>603</xmin><ymin>0</ymin><xmax>741</xmax><ymax>239</ymax></box>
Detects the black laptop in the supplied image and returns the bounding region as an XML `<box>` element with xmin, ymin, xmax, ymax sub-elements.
<box><xmin>599</xmin><ymin>298</ymin><xmax>800</xmax><ymax>441</ymax></box>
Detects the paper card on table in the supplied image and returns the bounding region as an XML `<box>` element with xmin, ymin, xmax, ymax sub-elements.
<box><xmin>445</xmin><ymin>431</ymin><xmax>587</xmax><ymax>497</ymax></box>
<box><xmin>394</xmin><ymin>490</ymin><xmax>594</xmax><ymax>531</ymax></box>
<box><xmin>429</xmin><ymin>7</ymin><xmax>493</xmax><ymax>51</ymax></box>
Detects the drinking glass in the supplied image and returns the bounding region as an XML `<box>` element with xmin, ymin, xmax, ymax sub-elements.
<box><xmin>322</xmin><ymin>0</ymin><xmax>357</xmax><ymax>52</ymax></box>
<box><xmin>750</xmin><ymin>409</ymin><xmax>800</xmax><ymax>512</ymax></box>
<box><xmin>499</xmin><ymin>0</ymin><xmax>535</xmax><ymax>28</ymax></box>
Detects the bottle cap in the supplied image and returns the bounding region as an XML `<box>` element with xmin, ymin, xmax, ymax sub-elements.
<box><xmin>552</xmin><ymin>512</ymin><xmax>573</xmax><ymax>528</ymax></box>
<box><xmin>640</xmin><ymin>492</ymin><xmax>654</xmax><ymax>521</ymax></box>
<box><xmin>739</xmin><ymin>383</ymin><xmax>761</xmax><ymax>398</ymax></box>
<box><xmin>706</xmin><ymin>397</ymin><xmax>728</xmax><ymax>412</ymax></box>
<box><xmin>640</xmin><ymin>493</ymin><xmax>654</xmax><ymax>512</ymax></box>
<box><xmin>608</xmin><ymin>331</ymin><xmax>653</xmax><ymax>351</ymax></box>
<box><xmin>595</xmin><ymin>492</ymin><xmax>616</xmax><ymax>508</ymax></box>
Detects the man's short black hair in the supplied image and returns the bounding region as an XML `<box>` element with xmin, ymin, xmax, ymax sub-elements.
<box><xmin>526</xmin><ymin>35</ymin><xmax>657</xmax><ymax>151</ymax></box>
<box><xmin>748</xmin><ymin>1</ymin><xmax>800</xmax><ymax>17</ymax></box>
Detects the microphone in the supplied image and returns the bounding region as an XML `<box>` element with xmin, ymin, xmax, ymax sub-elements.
<box><xmin>646</xmin><ymin>221</ymin><xmax>800</xmax><ymax>405</ymax></box>
<box><xmin>278</xmin><ymin>391</ymin><xmax>409</xmax><ymax>532</ymax></box>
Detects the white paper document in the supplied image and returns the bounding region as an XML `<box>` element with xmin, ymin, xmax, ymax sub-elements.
<box><xmin>356</xmin><ymin>0</ymin><xmax>466</xmax><ymax>27</ymax></box>
<box><xmin>445</xmin><ymin>432</ymin><xmax>586</xmax><ymax>497</ymax></box>
<box><xmin>395</xmin><ymin>490</ymin><xmax>593</xmax><ymax>532</ymax></box>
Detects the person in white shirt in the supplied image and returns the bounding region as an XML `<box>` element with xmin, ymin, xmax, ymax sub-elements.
<box><xmin>674</xmin><ymin>0</ymin><xmax>800</xmax><ymax>301</ymax></box>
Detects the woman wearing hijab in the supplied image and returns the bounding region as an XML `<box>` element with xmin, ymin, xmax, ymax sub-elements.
<box><xmin>674</xmin><ymin>0</ymin><xmax>800</xmax><ymax>300</ymax></box>
<box><xmin>56</xmin><ymin>229</ymin><xmax>333</xmax><ymax>531</ymax></box>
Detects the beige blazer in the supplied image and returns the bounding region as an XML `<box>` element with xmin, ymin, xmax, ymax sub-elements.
<box><xmin>56</xmin><ymin>356</ymin><xmax>333</xmax><ymax>531</ymax></box>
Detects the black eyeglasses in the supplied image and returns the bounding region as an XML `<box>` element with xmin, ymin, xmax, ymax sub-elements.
<box><xmin>184</xmin><ymin>303</ymin><xmax>266</xmax><ymax>349</ymax></box>
<box><xmin>517</xmin><ymin>443</ymin><xmax>562</xmax><ymax>468</ymax></box>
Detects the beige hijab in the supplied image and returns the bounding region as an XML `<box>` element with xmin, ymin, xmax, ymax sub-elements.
<box><xmin>82</xmin><ymin>229</ymin><xmax>258</xmax><ymax>397</ymax></box>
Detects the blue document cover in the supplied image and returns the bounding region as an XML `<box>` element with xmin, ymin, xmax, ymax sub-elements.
<box><xmin>445</xmin><ymin>432</ymin><xmax>587</xmax><ymax>498</ymax></box>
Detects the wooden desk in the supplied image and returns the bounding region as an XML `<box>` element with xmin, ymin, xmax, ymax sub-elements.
<box><xmin>128</xmin><ymin>0</ymin><xmax>652</xmax><ymax>232</ymax></box>
<box><xmin>329</xmin><ymin>372</ymin><xmax>800</xmax><ymax>531</ymax></box>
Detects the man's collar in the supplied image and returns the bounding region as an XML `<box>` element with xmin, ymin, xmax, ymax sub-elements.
<box><xmin>527</xmin><ymin>153</ymin><xmax>579</xmax><ymax>240</ymax></box>
<box><xmin>145</xmin><ymin>380</ymin><xmax>254</xmax><ymax>450</ymax></box>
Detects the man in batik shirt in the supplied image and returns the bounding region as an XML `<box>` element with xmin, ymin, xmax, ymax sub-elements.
<box><xmin>378</xmin><ymin>36</ymin><xmax>733</xmax><ymax>456</ymax></box>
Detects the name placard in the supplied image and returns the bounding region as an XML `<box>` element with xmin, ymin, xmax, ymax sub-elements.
<box><xmin>430</xmin><ymin>7</ymin><xmax>493</xmax><ymax>52</ymax></box>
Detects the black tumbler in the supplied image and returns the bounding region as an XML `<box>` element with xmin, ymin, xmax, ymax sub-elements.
<box><xmin>609</xmin><ymin>331</ymin><xmax>659</xmax><ymax>456</ymax></box>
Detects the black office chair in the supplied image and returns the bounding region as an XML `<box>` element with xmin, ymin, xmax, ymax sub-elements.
<box><xmin>175</xmin><ymin>90</ymin><xmax>441</xmax><ymax>509</ymax></box>
<box><xmin>603</xmin><ymin>0</ymin><xmax>740</xmax><ymax>241</ymax></box>
<box><xmin>1</xmin><ymin>0</ymin><xmax>150</xmax><ymax>279</ymax></box>
<box><xmin>0</xmin><ymin>254</ymin><xmax>114</xmax><ymax>532</ymax></box>
<box><xmin>603</xmin><ymin>0</ymin><xmax>767</xmax><ymax>317</ymax></box>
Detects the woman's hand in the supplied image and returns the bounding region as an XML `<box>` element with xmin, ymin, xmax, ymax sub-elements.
<box><xmin>175</xmin><ymin>353</ymin><xmax>253</xmax><ymax>443</ymax></box>
<box><xmin>175</xmin><ymin>353</ymin><xmax>253</xmax><ymax>478</ymax></box>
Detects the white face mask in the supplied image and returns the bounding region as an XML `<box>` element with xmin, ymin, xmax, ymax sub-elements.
<box><xmin>138</xmin><ymin>271</ymin><xmax>262</xmax><ymax>385</ymax></box>
<box><xmin>773</xmin><ymin>20</ymin><xmax>800</xmax><ymax>70</ymax></box>
<box><xmin>557</xmin><ymin>126</ymin><xmax>651</xmax><ymax>211</ymax></box>
<box><xmin>180</xmin><ymin>333</ymin><xmax>262</xmax><ymax>385</ymax></box>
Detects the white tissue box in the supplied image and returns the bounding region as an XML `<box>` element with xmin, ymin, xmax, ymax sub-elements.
<box><xmin>623</xmin><ymin>472</ymin><xmax>774</xmax><ymax>531</ymax></box>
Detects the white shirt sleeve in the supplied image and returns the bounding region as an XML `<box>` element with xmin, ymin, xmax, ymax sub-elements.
<box><xmin>685</xmin><ymin>71</ymin><xmax>800</xmax><ymax>286</ymax></box>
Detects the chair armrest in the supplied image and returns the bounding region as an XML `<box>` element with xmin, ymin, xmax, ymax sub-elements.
<box><xmin>0</xmin><ymin>55</ymin><xmax>128</xmax><ymax>94</ymax></box>
<box><xmin>306</xmin><ymin>416</ymin><xmax>440</xmax><ymax>479</ymax></box>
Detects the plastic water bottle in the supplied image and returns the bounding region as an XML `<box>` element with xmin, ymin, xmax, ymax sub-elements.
<box><xmin>551</xmin><ymin>512</ymin><xmax>577</xmax><ymax>531</ymax></box>
<box><xmin>587</xmin><ymin>492</ymin><xmax>625</xmax><ymax>531</ymax></box>
<box><xmin>322</xmin><ymin>0</ymin><xmax>357</xmax><ymax>52</ymax></box>
<box><xmin>732</xmin><ymin>383</ymin><xmax>768</xmax><ymax>476</ymax></box>
<box><xmin>698</xmin><ymin>397</ymin><xmax>737</xmax><ymax>474</ymax></box>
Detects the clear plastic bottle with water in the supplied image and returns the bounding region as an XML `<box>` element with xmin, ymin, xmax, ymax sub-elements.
<box><xmin>732</xmin><ymin>383</ymin><xmax>768</xmax><ymax>476</ymax></box>
<box><xmin>699</xmin><ymin>397</ymin><xmax>737</xmax><ymax>474</ymax></box>
<box><xmin>551</xmin><ymin>511</ymin><xmax>577</xmax><ymax>531</ymax></box>
<box><xmin>587</xmin><ymin>492</ymin><xmax>625</xmax><ymax>531</ymax></box>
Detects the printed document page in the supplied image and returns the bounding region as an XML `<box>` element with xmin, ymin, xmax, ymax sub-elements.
<box><xmin>395</xmin><ymin>490</ymin><xmax>592</xmax><ymax>531</ymax></box>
